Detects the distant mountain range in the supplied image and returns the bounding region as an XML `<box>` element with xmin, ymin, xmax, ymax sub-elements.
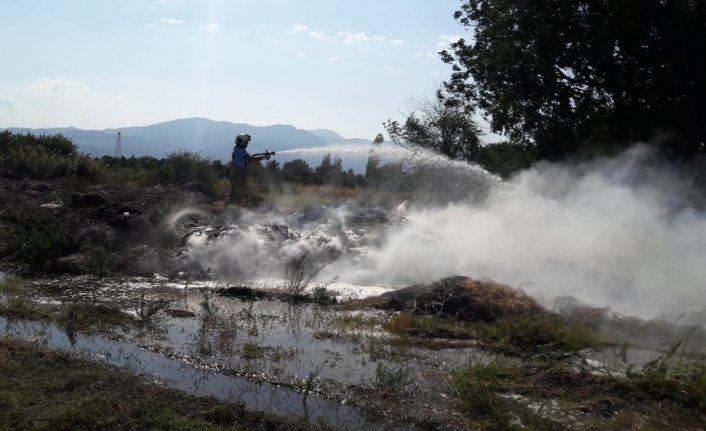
<box><xmin>5</xmin><ymin>117</ymin><xmax>374</xmax><ymax>173</ymax></box>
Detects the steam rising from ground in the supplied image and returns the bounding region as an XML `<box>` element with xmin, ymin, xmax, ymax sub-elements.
<box><xmin>190</xmin><ymin>145</ymin><xmax>706</xmax><ymax>319</ymax></box>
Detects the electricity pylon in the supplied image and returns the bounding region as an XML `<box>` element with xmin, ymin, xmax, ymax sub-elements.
<box><xmin>115</xmin><ymin>132</ymin><xmax>122</xmax><ymax>157</ymax></box>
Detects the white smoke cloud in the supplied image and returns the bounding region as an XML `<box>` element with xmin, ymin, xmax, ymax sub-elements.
<box><xmin>324</xmin><ymin>145</ymin><xmax>706</xmax><ymax>318</ymax></box>
<box><xmin>187</xmin><ymin>144</ymin><xmax>706</xmax><ymax>319</ymax></box>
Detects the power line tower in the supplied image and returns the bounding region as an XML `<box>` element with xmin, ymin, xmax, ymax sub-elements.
<box><xmin>115</xmin><ymin>132</ymin><xmax>122</xmax><ymax>157</ymax></box>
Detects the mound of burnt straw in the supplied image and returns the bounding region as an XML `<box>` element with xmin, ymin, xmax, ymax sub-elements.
<box><xmin>368</xmin><ymin>276</ymin><xmax>545</xmax><ymax>322</ymax></box>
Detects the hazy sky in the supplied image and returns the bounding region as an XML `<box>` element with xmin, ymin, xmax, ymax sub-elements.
<box><xmin>0</xmin><ymin>0</ymin><xmax>469</xmax><ymax>140</ymax></box>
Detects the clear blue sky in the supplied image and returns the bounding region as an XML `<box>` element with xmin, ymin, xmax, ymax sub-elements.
<box><xmin>0</xmin><ymin>0</ymin><xmax>471</xmax><ymax>140</ymax></box>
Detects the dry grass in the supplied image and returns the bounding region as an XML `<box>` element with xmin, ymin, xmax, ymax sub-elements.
<box><xmin>455</xmin><ymin>277</ymin><xmax>544</xmax><ymax>320</ymax></box>
<box><xmin>212</xmin><ymin>177</ymin><xmax>231</xmax><ymax>195</ymax></box>
<box><xmin>267</xmin><ymin>185</ymin><xmax>359</xmax><ymax>211</ymax></box>
<box><xmin>363</xmin><ymin>277</ymin><xmax>605</xmax><ymax>357</ymax></box>
<box><xmin>267</xmin><ymin>185</ymin><xmax>408</xmax><ymax>212</ymax></box>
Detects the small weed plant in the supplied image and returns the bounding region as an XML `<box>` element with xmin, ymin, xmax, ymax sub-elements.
<box><xmin>452</xmin><ymin>360</ymin><xmax>519</xmax><ymax>426</ymax></box>
<box><xmin>89</xmin><ymin>246</ymin><xmax>109</xmax><ymax>277</ymax></box>
<box><xmin>283</xmin><ymin>253</ymin><xmax>325</xmax><ymax>296</ymax></box>
<box><xmin>135</xmin><ymin>290</ymin><xmax>170</xmax><ymax>327</ymax></box>
<box><xmin>199</xmin><ymin>291</ymin><xmax>222</xmax><ymax>325</ymax></box>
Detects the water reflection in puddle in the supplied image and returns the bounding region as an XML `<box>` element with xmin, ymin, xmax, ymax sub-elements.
<box><xmin>0</xmin><ymin>316</ymin><xmax>401</xmax><ymax>430</ymax></box>
<box><xmin>144</xmin><ymin>288</ymin><xmax>473</xmax><ymax>394</ymax></box>
<box><xmin>27</xmin><ymin>276</ymin><xmax>477</xmax><ymax>392</ymax></box>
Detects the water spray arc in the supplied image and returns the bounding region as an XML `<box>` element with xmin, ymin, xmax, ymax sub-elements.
<box><xmin>278</xmin><ymin>144</ymin><xmax>502</xmax><ymax>183</ymax></box>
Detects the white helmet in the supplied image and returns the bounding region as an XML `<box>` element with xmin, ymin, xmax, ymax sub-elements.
<box><xmin>235</xmin><ymin>133</ymin><xmax>251</xmax><ymax>146</ymax></box>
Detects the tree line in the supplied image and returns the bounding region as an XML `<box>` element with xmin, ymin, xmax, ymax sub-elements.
<box><xmin>2</xmin><ymin>129</ymin><xmax>493</xmax><ymax>209</ymax></box>
<box><xmin>0</xmin><ymin>130</ymin><xmax>415</xmax><ymax>193</ymax></box>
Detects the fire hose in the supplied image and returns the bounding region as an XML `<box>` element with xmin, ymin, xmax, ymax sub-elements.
<box><xmin>251</xmin><ymin>150</ymin><xmax>276</xmax><ymax>157</ymax></box>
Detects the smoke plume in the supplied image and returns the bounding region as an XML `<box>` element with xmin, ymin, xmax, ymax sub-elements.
<box><xmin>189</xmin><ymin>144</ymin><xmax>706</xmax><ymax>319</ymax></box>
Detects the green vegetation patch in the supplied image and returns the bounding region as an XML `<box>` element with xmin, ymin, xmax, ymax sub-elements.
<box><xmin>9</xmin><ymin>214</ymin><xmax>77</xmax><ymax>268</ymax></box>
<box><xmin>450</xmin><ymin>353</ymin><xmax>706</xmax><ymax>429</ymax></box>
<box><xmin>380</xmin><ymin>309</ymin><xmax>600</xmax><ymax>356</ymax></box>
<box><xmin>384</xmin><ymin>313</ymin><xmax>476</xmax><ymax>339</ymax></box>
<box><xmin>0</xmin><ymin>279</ymin><xmax>136</xmax><ymax>338</ymax></box>
<box><xmin>0</xmin><ymin>279</ymin><xmax>50</xmax><ymax>320</ymax></box>
<box><xmin>334</xmin><ymin>314</ymin><xmax>385</xmax><ymax>331</ymax></box>
<box><xmin>473</xmin><ymin>314</ymin><xmax>602</xmax><ymax>358</ymax></box>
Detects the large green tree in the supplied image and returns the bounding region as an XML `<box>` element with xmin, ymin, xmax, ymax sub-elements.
<box><xmin>441</xmin><ymin>0</ymin><xmax>706</xmax><ymax>161</ymax></box>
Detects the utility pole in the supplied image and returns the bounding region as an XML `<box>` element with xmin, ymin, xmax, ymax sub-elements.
<box><xmin>115</xmin><ymin>132</ymin><xmax>122</xmax><ymax>158</ymax></box>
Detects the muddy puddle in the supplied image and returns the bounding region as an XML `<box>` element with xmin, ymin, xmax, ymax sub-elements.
<box><xmin>10</xmin><ymin>275</ymin><xmax>485</xmax><ymax>428</ymax></box>
<box><xmin>0</xmin><ymin>314</ymin><xmax>405</xmax><ymax>430</ymax></box>
<box><xmin>26</xmin><ymin>275</ymin><xmax>475</xmax><ymax>390</ymax></box>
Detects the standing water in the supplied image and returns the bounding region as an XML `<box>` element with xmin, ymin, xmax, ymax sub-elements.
<box><xmin>0</xmin><ymin>315</ymin><xmax>399</xmax><ymax>430</ymax></box>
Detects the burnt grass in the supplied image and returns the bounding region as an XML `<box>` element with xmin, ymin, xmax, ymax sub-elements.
<box><xmin>2</xmin><ymin>177</ymin><xmax>706</xmax><ymax>430</ymax></box>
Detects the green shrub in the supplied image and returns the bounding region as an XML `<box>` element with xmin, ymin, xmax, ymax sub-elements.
<box><xmin>0</xmin><ymin>130</ymin><xmax>76</xmax><ymax>157</ymax></box>
<box><xmin>283</xmin><ymin>253</ymin><xmax>324</xmax><ymax>295</ymax></box>
<box><xmin>10</xmin><ymin>216</ymin><xmax>76</xmax><ymax>267</ymax></box>
<box><xmin>157</xmin><ymin>150</ymin><xmax>217</xmax><ymax>186</ymax></box>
